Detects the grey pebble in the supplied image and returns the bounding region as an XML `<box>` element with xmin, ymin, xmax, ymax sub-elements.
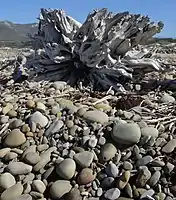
<box><xmin>101</xmin><ymin>177</ymin><xmax>115</xmax><ymax>189</ymax></box>
<box><xmin>105</xmin><ymin>162</ymin><xmax>119</xmax><ymax>178</ymax></box>
<box><xmin>148</xmin><ymin>171</ymin><xmax>161</xmax><ymax>187</ymax></box>
<box><xmin>7</xmin><ymin>162</ymin><xmax>32</xmax><ymax>175</ymax></box>
<box><xmin>141</xmin><ymin>127</ymin><xmax>159</xmax><ymax>137</ymax></box>
<box><xmin>104</xmin><ymin>188</ymin><xmax>121</xmax><ymax>200</ymax></box>
<box><xmin>73</xmin><ymin>151</ymin><xmax>94</xmax><ymax>168</ymax></box>
<box><xmin>136</xmin><ymin>155</ymin><xmax>153</xmax><ymax>167</ymax></box>
<box><xmin>140</xmin><ymin>189</ymin><xmax>155</xmax><ymax>199</ymax></box>
<box><xmin>100</xmin><ymin>143</ymin><xmax>117</xmax><ymax>162</ymax></box>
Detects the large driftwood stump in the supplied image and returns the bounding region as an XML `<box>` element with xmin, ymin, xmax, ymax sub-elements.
<box><xmin>17</xmin><ymin>8</ymin><xmax>164</xmax><ymax>91</ymax></box>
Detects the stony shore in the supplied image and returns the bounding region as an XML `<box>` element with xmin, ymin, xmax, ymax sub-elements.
<box><xmin>0</xmin><ymin>80</ymin><xmax>175</xmax><ymax>200</ymax></box>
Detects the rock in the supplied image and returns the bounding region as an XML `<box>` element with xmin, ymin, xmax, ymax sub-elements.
<box><xmin>4</xmin><ymin>152</ymin><xmax>18</xmax><ymax>161</ymax></box>
<box><xmin>14</xmin><ymin>194</ymin><xmax>32</xmax><ymax>200</ymax></box>
<box><xmin>123</xmin><ymin>161</ymin><xmax>133</xmax><ymax>170</ymax></box>
<box><xmin>56</xmin><ymin>158</ymin><xmax>76</xmax><ymax>179</ymax></box>
<box><xmin>32</xmin><ymin>180</ymin><xmax>46</xmax><ymax>194</ymax></box>
<box><xmin>73</xmin><ymin>151</ymin><xmax>94</xmax><ymax>168</ymax></box>
<box><xmin>63</xmin><ymin>187</ymin><xmax>81</xmax><ymax>200</ymax></box>
<box><xmin>4</xmin><ymin>129</ymin><xmax>26</xmax><ymax>147</ymax></box>
<box><xmin>1</xmin><ymin>182</ymin><xmax>23</xmax><ymax>200</ymax></box>
<box><xmin>104</xmin><ymin>188</ymin><xmax>121</xmax><ymax>200</ymax></box>
<box><xmin>140</xmin><ymin>189</ymin><xmax>155</xmax><ymax>199</ymax></box>
<box><xmin>9</xmin><ymin>119</ymin><xmax>23</xmax><ymax>129</ymax></box>
<box><xmin>24</xmin><ymin>152</ymin><xmax>41</xmax><ymax>165</ymax></box>
<box><xmin>136</xmin><ymin>155</ymin><xmax>153</xmax><ymax>167</ymax></box>
<box><xmin>136</xmin><ymin>166</ymin><xmax>151</xmax><ymax>187</ymax></box>
<box><xmin>105</xmin><ymin>162</ymin><xmax>119</xmax><ymax>178</ymax></box>
<box><xmin>148</xmin><ymin>171</ymin><xmax>161</xmax><ymax>187</ymax></box>
<box><xmin>160</xmin><ymin>94</ymin><xmax>175</xmax><ymax>103</ymax></box>
<box><xmin>36</xmin><ymin>102</ymin><xmax>46</xmax><ymax>112</ymax></box>
<box><xmin>112</xmin><ymin>123</ymin><xmax>141</xmax><ymax>144</ymax></box>
<box><xmin>45</xmin><ymin>119</ymin><xmax>64</xmax><ymax>137</ymax></box>
<box><xmin>100</xmin><ymin>143</ymin><xmax>117</xmax><ymax>162</ymax></box>
<box><xmin>50</xmin><ymin>180</ymin><xmax>72</xmax><ymax>199</ymax></box>
<box><xmin>53</xmin><ymin>81</ymin><xmax>67</xmax><ymax>90</ymax></box>
<box><xmin>26</xmin><ymin>100</ymin><xmax>35</xmax><ymax>108</ymax></box>
<box><xmin>77</xmin><ymin>168</ymin><xmax>96</xmax><ymax>185</ymax></box>
<box><xmin>101</xmin><ymin>177</ymin><xmax>115</xmax><ymax>189</ymax></box>
<box><xmin>0</xmin><ymin>173</ymin><xmax>16</xmax><ymax>189</ymax></box>
<box><xmin>141</xmin><ymin>127</ymin><xmax>159</xmax><ymax>137</ymax></box>
<box><xmin>0</xmin><ymin>115</ymin><xmax>9</xmax><ymax>124</ymax></box>
<box><xmin>7</xmin><ymin>162</ymin><xmax>32</xmax><ymax>175</ymax></box>
<box><xmin>88</xmin><ymin>135</ymin><xmax>98</xmax><ymax>148</ymax></box>
<box><xmin>2</xmin><ymin>103</ymin><xmax>13</xmax><ymax>115</ymax></box>
<box><xmin>170</xmin><ymin>185</ymin><xmax>176</xmax><ymax>196</ymax></box>
<box><xmin>83</xmin><ymin>110</ymin><xmax>109</xmax><ymax>124</ymax></box>
<box><xmin>116</xmin><ymin>171</ymin><xmax>130</xmax><ymax>190</ymax></box>
<box><xmin>0</xmin><ymin>148</ymin><xmax>11</xmax><ymax>158</ymax></box>
<box><xmin>162</xmin><ymin>139</ymin><xmax>176</xmax><ymax>153</ymax></box>
<box><xmin>29</xmin><ymin>111</ymin><xmax>48</xmax><ymax>128</ymax></box>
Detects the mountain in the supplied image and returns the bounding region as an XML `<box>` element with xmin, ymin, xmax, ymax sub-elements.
<box><xmin>0</xmin><ymin>20</ymin><xmax>38</xmax><ymax>42</ymax></box>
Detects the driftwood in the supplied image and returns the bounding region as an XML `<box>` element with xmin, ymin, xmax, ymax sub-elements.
<box><xmin>15</xmin><ymin>8</ymin><xmax>164</xmax><ymax>91</ymax></box>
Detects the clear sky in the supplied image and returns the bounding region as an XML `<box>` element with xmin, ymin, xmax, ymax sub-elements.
<box><xmin>0</xmin><ymin>0</ymin><xmax>175</xmax><ymax>37</ymax></box>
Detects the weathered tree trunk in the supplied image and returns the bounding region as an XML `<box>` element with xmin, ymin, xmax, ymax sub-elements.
<box><xmin>15</xmin><ymin>8</ymin><xmax>164</xmax><ymax>91</ymax></box>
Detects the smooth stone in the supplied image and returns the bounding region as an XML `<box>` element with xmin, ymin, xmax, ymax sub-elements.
<box><xmin>63</xmin><ymin>187</ymin><xmax>81</xmax><ymax>200</ymax></box>
<box><xmin>26</xmin><ymin>100</ymin><xmax>35</xmax><ymax>108</ymax></box>
<box><xmin>32</xmin><ymin>180</ymin><xmax>46</xmax><ymax>194</ymax></box>
<box><xmin>4</xmin><ymin>152</ymin><xmax>18</xmax><ymax>161</ymax></box>
<box><xmin>29</xmin><ymin>111</ymin><xmax>48</xmax><ymax>128</ymax></box>
<box><xmin>101</xmin><ymin>177</ymin><xmax>115</xmax><ymax>189</ymax></box>
<box><xmin>104</xmin><ymin>188</ymin><xmax>121</xmax><ymax>200</ymax></box>
<box><xmin>105</xmin><ymin>162</ymin><xmax>119</xmax><ymax>178</ymax></box>
<box><xmin>44</xmin><ymin>119</ymin><xmax>64</xmax><ymax>137</ymax></box>
<box><xmin>88</xmin><ymin>135</ymin><xmax>98</xmax><ymax>148</ymax></box>
<box><xmin>7</xmin><ymin>162</ymin><xmax>32</xmax><ymax>175</ymax></box>
<box><xmin>100</xmin><ymin>143</ymin><xmax>117</xmax><ymax>162</ymax></box>
<box><xmin>36</xmin><ymin>102</ymin><xmax>46</xmax><ymax>112</ymax></box>
<box><xmin>2</xmin><ymin>103</ymin><xmax>13</xmax><ymax>115</ymax></box>
<box><xmin>0</xmin><ymin>172</ymin><xmax>16</xmax><ymax>189</ymax></box>
<box><xmin>83</xmin><ymin>110</ymin><xmax>109</xmax><ymax>124</ymax></box>
<box><xmin>77</xmin><ymin>168</ymin><xmax>96</xmax><ymax>185</ymax></box>
<box><xmin>160</xmin><ymin>94</ymin><xmax>175</xmax><ymax>103</ymax></box>
<box><xmin>123</xmin><ymin>161</ymin><xmax>133</xmax><ymax>170</ymax></box>
<box><xmin>112</xmin><ymin>123</ymin><xmax>141</xmax><ymax>144</ymax></box>
<box><xmin>117</xmin><ymin>171</ymin><xmax>130</xmax><ymax>190</ymax></box>
<box><xmin>73</xmin><ymin>151</ymin><xmax>94</xmax><ymax>168</ymax></box>
<box><xmin>53</xmin><ymin>81</ymin><xmax>67</xmax><ymax>90</ymax></box>
<box><xmin>14</xmin><ymin>194</ymin><xmax>32</xmax><ymax>200</ymax></box>
<box><xmin>4</xmin><ymin>129</ymin><xmax>26</xmax><ymax>147</ymax></box>
<box><xmin>24</xmin><ymin>152</ymin><xmax>41</xmax><ymax>165</ymax></box>
<box><xmin>50</xmin><ymin>180</ymin><xmax>72</xmax><ymax>199</ymax></box>
<box><xmin>136</xmin><ymin>166</ymin><xmax>151</xmax><ymax>187</ymax></box>
<box><xmin>170</xmin><ymin>185</ymin><xmax>176</xmax><ymax>196</ymax></box>
<box><xmin>1</xmin><ymin>182</ymin><xmax>23</xmax><ymax>200</ymax></box>
<box><xmin>164</xmin><ymin>162</ymin><xmax>175</xmax><ymax>173</ymax></box>
<box><xmin>0</xmin><ymin>115</ymin><xmax>9</xmax><ymax>124</ymax></box>
<box><xmin>140</xmin><ymin>189</ymin><xmax>155</xmax><ymax>199</ymax></box>
<box><xmin>136</xmin><ymin>155</ymin><xmax>153</xmax><ymax>167</ymax></box>
<box><xmin>148</xmin><ymin>171</ymin><xmax>161</xmax><ymax>187</ymax></box>
<box><xmin>51</xmin><ymin>104</ymin><xmax>60</xmax><ymax>115</ymax></box>
<box><xmin>0</xmin><ymin>148</ymin><xmax>11</xmax><ymax>158</ymax></box>
<box><xmin>162</xmin><ymin>139</ymin><xmax>176</xmax><ymax>153</ymax></box>
<box><xmin>56</xmin><ymin>158</ymin><xmax>76</xmax><ymax>180</ymax></box>
<box><xmin>9</xmin><ymin>119</ymin><xmax>23</xmax><ymax>129</ymax></box>
<box><xmin>141</xmin><ymin>127</ymin><xmax>159</xmax><ymax>137</ymax></box>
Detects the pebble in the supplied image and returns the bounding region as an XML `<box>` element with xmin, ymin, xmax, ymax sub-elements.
<box><xmin>140</xmin><ymin>189</ymin><xmax>155</xmax><ymax>199</ymax></box>
<box><xmin>4</xmin><ymin>129</ymin><xmax>26</xmax><ymax>147</ymax></box>
<box><xmin>1</xmin><ymin>182</ymin><xmax>23</xmax><ymax>200</ymax></box>
<box><xmin>4</xmin><ymin>152</ymin><xmax>18</xmax><ymax>161</ymax></box>
<box><xmin>0</xmin><ymin>172</ymin><xmax>16</xmax><ymax>189</ymax></box>
<box><xmin>14</xmin><ymin>194</ymin><xmax>32</xmax><ymax>200</ymax></box>
<box><xmin>88</xmin><ymin>135</ymin><xmax>98</xmax><ymax>148</ymax></box>
<box><xmin>160</xmin><ymin>94</ymin><xmax>175</xmax><ymax>103</ymax></box>
<box><xmin>116</xmin><ymin>171</ymin><xmax>130</xmax><ymax>190</ymax></box>
<box><xmin>148</xmin><ymin>171</ymin><xmax>161</xmax><ymax>187</ymax></box>
<box><xmin>112</xmin><ymin>122</ymin><xmax>141</xmax><ymax>144</ymax></box>
<box><xmin>100</xmin><ymin>143</ymin><xmax>117</xmax><ymax>162</ymax></box>
<box><xmin>63</xmin><ymin>187</ymin><xmax>81</xmax><ymax>200</ymax></box>
<box><xmin>36</xmin><ymin>101</ymin><xmax>46</xmax><ymax>112</ymax></box>
<box><xmin>32</xmin><ymin>180</ymin><xmax>46</xmax><ymax>194</ymax></box>
<box><xmin>29</xmin><ymin>111</ymin><xmax>48</xmax><ymax>128</ymax></box>
<box><xmin>162</xmin><ymin>139</ymin><xmax>176</xmax><ymax>153</ymax></box>
<box><xmin>136</xmin><ymin>155</ymin><xmax>153</xmax><ymax>167</ymax></box>
<box><xmin>53</xmin><ymin>81</ymin><xmax>67</xmax><ymax>90</ymax></box>
<box><xmin>56</xmin><ymin>158</ymin><xmax>76</xmax><ymax>179</ymax></box>
<box><xmin>45</xmin><ymin>119</ymin><xmax>64</xmax><ymax>137</ymax></box>
<box><xmin>24</xmin><ymin>152</ymin><xmax>41</xmax><ymax>165</ymax></box>
<box><xmin>7</xmin><ymin>162</ymin><xmax>32</xmax><ymax>175</ymax></box>
<box><xmin>83</xmin><ymin>110</ymin><xmax>109</xmax><ymax>124</ymax></box>
<box><xmin>73</xmin><ymin>151</ymin><xmax>94</xmax><ymax>168</ymax></box>
<box><xmin>141</xmin><ymin>127</ymin><xmax>159</xmax><ymax>137</ymax></box>
<box><xmin>77</xmin><ymin>168</ymin><xmax>96</xmax><ymax>185</ymax></box>
<box><xmin>123</xmin><ymin>161</ymin><xmax>133</xmax><ymax>170</ymax></box>
<box><xmin>104</xmin><ymin>188</ymin><xmax>121</xmax><ymax>200</ymax></box>
<box><xmin>101</xmin><ymin>177</ymin><xmax>114</xmax><ymax>189</ymax></box>
<box><xmin>105</xmin><ymin>162</ymin><xmax>119</xmax><ymax>178</ymax></box>
<box><xmin>50</xmin><ymin>180</ymin><xmax>72</xmax><ymax>199</ymax></box>
<box><xmin>0</xmin><ymin>148</ymin><xmax>11</xmax><ymax>158</ymax></box>
<box><xmin>136</xmin><ymin>166</ymin><xmax>151</xmax><ymax>187</ymax></box>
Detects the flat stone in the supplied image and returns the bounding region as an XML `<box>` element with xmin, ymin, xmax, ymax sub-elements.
<box><xmin>53</xmin><ymin>81</ymin><xmax>67</xmax><ymax>90</ymax></box>
<box><xmin>141</xmin><ymin>127</ymin><xmax>159</xmax><ymax>137</ymax></box>
<box><xmin>100</xmin><ymin>143</ymin><xmax>117</xmax><ymax>162</ymax></box>
<box><xmin>136</xmin><ymin>155</ymin><xmax>153</xmax><ymax>167</ymax></box>
<box><xmin>136</xmin><ymin>166</ymin><xmax>151</xmax><ymax>187</ymax></box>
<box><xmin>29</xmin><ymin>111</ymin><xmax>48</xmax><ymax>128</ymax></box>
<box><xmin>73</xmin><ymin>151</ymin><xmax>94</xmax><ymax>168</ymax></box>
<box><xmin>7</xmin><ymin>162</ymin><xmax>32</xmax><ymax>175</ymax></box>
<box><xmin>104</xmin><ymin>188</ymin><xmax>121</xmax><ymax>200</ymax></box>
<box><xmin>0</xmin><ymin>148</ymin><xmax>11</xmax><ymax>158</ymax></box>
<box><xmin>160</xmin><ymin>94</ymin><xmax>175</xmax><ymax>103</ymax></box>
<box><xmin>44</xmin><ymin>119</ymin><xmax>64</xmax><ymax>137</ymax></box>
<box><xmin>1</xmin><ymin>182</ymin><xmax>23</xmax><ymax>200</ymax></box>
<box><xmin>112</xmin><ymin>123</ymin><xmax>141</xmax><ymax>144</ymax></box>
<box><xmin>4</xmin><ymin>129</ymin><xmax>26</xmax><ymax>147</ymax></box>
<box><xmin>4</xmin><ymin>152</ymin><xmax>18</xmax><ymax>161</ymax></box>
<box><xmin>0</xmin><ymin>172</ymin><xmax>16</xmax><ymax>189</ymax></box>
<box><xmin>56</xmin><ymin>158</ymin><xmax>76</xmax><ymax>180</ymax></box>
<box><xmin>36</xmin><ymin>102</ymin><xmax>46</xmax><ymax>112</ymax></box>
<box><xmin>105</xmin><ymin>162</ymin><xmax>119</xmax><ymax>178</ymax></box>
<box><xmin>83</xmin><ymin>110</ymin><xmax>109</xmax><ymax>124</ymax></box>
<box><xmin>24</xmin><ymin>152</ymin><xmax>41</xmax><ymax>165</ymax></box>
<box><xmin>162</xmin><ymin>139</ymin><xmax>176</xmax><ymax>153</ymax></box>
<box><xmin>77</xmin><ymin>168</ymin><xmax>96</xmax><ymax>185</ymax></box>
<box><xmin>50</xmin><ymin>180</ymin><xmax>72</xmax><ymax>199</ymax></box>
<box><xmin>148</xmin><ymin>171</ymin><xmax>161</xmax><ymax>187</ymax></box>
<box><xmin>32</xmin><ymin>180</ymin><xmax>46</xmax><ymax>194</ymax></box>
<box><xmin>140</xmin><ymin>189</ymin><xmax>155</xmax><ymax>199</ymax></box>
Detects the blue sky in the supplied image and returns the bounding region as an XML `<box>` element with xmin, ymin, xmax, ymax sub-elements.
<box><xmin>0</xmin><ymin>0</ymin><xmax>175</xmax><ymax>37</ymax></box>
